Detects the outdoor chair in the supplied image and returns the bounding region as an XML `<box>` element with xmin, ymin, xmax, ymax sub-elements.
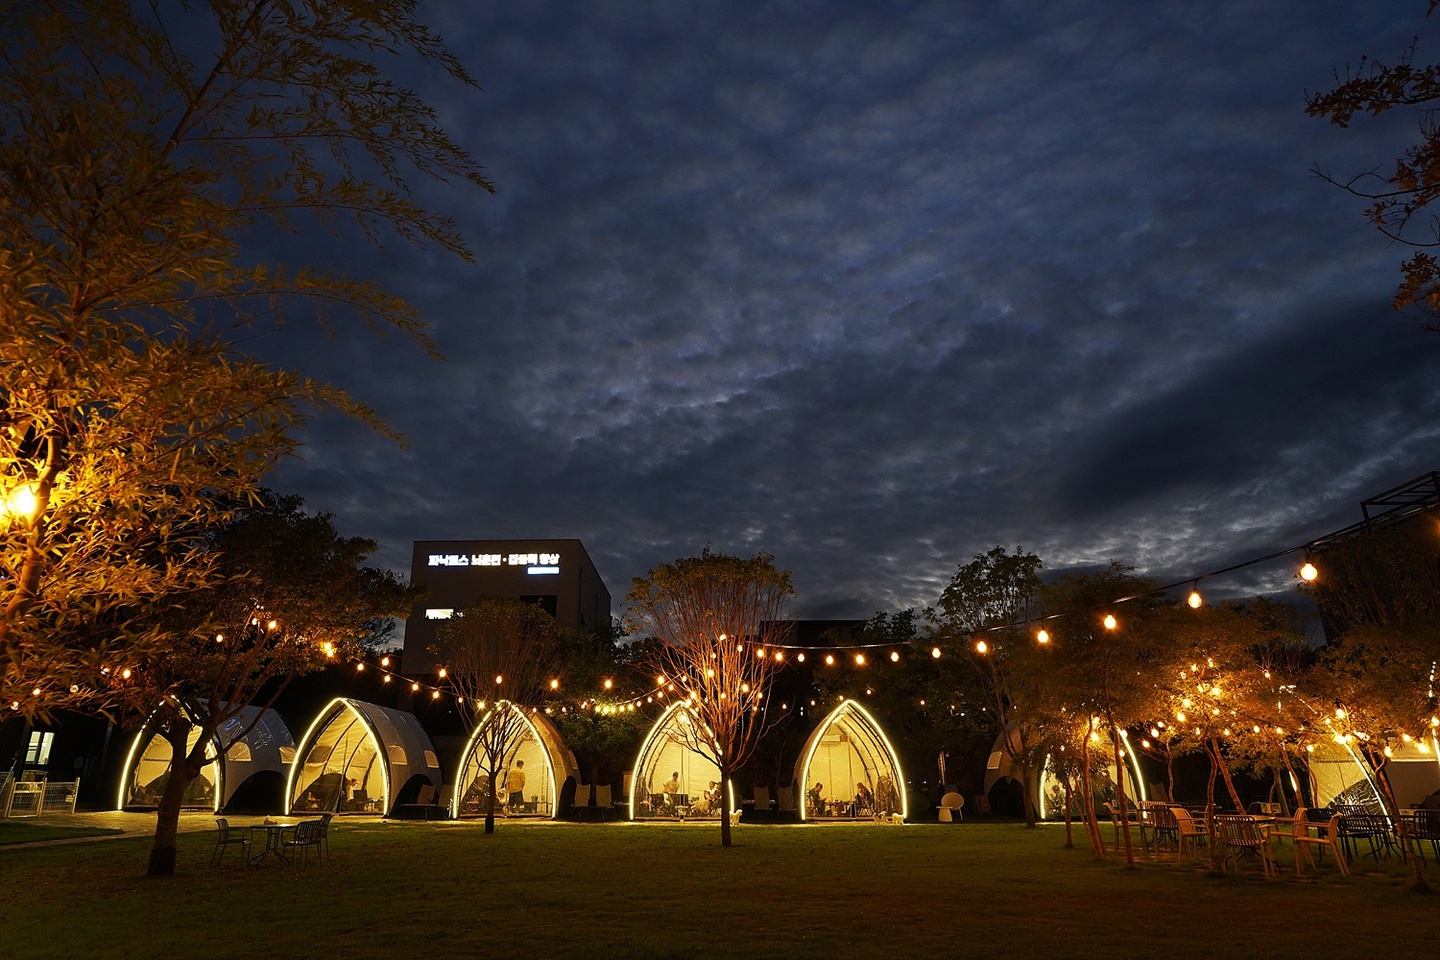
<box><xmin>1170</xmin><ymin>806</ymin><xmax>1206</xmax><ymax>863</ymax></box>
<box><xmin>1397</xmin><ymin>810</ymin><xmax>1440</xmax><ymax>863</ymax></box>
<box><xmin>211</xmin><ymin>818</ymin><xmax>252</xmax><ymax>866</ymax></box>
<box><xmin>573</xmin><ymin>782</ymin><xmax>593</xmax><ymax>821</ymax></box>
<box><xmin>1293</xmin><ymin>813</ymin><xmax>1349</xmax><ymax>878</ymax></box>
<box><xmin>1214</xmin><ymin>815</ymin><xmax>1278</xmax><ymax>878</ymax></box>
<box><xmin>594</xmin><ymin>784</ymin><xmax>614</xmax><ymax>822</ymax></box>
<box><xmin>1104</xmin><ymin>801</ymin><xmax>1149</xmax><ymax>852</ymax></box>
<box><xmin>938</xmin><ymin>791</ymin><xmax>964</xmax><ymax>823</ymax></box>
<box><xmin>1144</xmin><ymin>802</ymin><xmax>1177</xmax><ymax>850</ymax></box>
<box><xmin>754</xmin><ymin>786</ymin><xmax>770</xmax><ymax>810</ymax></box>
<box><xmin>1339</xmin><ymin>813</ymin><xmax>1393</xmax><ymax>863</ymax></box>
<box><xmin>317</xmin><ymin>812</ymin><xmax>335</xmax><ymax>861</ymax></box>
<box><xmin>777</xmin><ymin>785</ymin><xmax>796</xmax><ymax>814</ymax></box>
<box><xmin>282</xmin><ymin>820</ymin><xmax>324</xmax><ymax>868</ymax></box>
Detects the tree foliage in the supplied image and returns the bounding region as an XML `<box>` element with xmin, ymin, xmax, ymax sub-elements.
<box><xmin>122</xmin><ymin>491</ymin><xmax>412</xmax><ymax>876</ymax></box>
<box><xmin>433</xmin><ymin>598</ymin><xmax>565</xmax><ymax>834</ymax></box>
<box><xmin>626</xmin><ymin>548</ymin><xmax>794</xmax><ymax>847</ymax></box>
<box><xmin>1307</xmin><ymin>1</ymin><xmax>1440</xmax><ymax>324</ymax></box>
<box><xmin>0</xmin><ymin>0</ymin><xmax>491</xmax><ymax>716</ymax></box>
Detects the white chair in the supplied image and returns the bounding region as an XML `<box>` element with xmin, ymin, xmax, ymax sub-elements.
<box><xmin>594</xmin><ymin>783</ymin><xmax>613</xmax><ymax>821</ymax></box>
<box><xmin>754</xmin><ymin>786</ymin><xmax>771</xmax><ymax>810</ymax></box>
<box><xmin>573</xmin><ymin>781</ymin><xmax>592</xmax><ymax>820</ymax></box>
<box><xmin>938</xmin><ymin>791</ymin><xmax>964</xmax><ymax>823</ymax></box>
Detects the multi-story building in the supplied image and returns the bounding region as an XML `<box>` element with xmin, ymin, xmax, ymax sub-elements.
<box><xmin>402</xmin><ymin>538</ymin><xmax>612</xmax><ymax>679</ymax></box>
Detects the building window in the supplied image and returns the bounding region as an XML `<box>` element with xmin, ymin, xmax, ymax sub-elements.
<box><xmin>24</xmin><ymin>731</ymin><xmax>54</xmax><ymax>766</ymax></box>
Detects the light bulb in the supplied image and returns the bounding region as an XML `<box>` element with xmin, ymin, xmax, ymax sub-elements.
<box><xmin>1300</xmin><ymin>562</ymin><xmax>1318</xmax><ymax>582</ymax></box>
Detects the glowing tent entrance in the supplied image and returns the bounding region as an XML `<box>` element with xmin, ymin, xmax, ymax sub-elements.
<box><xmin>794</xmin><ymin>700</ymin><xmax>906</xmax><ymax>821</ymax></box>
<box><xmin>1307</xmin><ymin>738</ymin><xmax>1440</xmax><ymax>810</ymax></box>
<box><xmin>451</xmin><ymin>704</ymin><xmax>578</xmax><ymax>818</ymax></box>
<box><xmin>287</xmin><ymin>698</ymin><xmax>442</xmax><ymax>816</ymax></box>
<box><xmin>119</xmin><ymin>706</ymin><xmax>295</xmax><ymax>813</ymax></box>
<box><xmin>630</xmin><ymin>702</ymin><xmax>731</xmax><ymax>819</ymax></box>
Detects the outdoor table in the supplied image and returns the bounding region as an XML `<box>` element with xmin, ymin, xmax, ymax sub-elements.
<box><xmin>249</xmin><ymin>821</ymin><xmax>298</xmax><ymax>867</ymax></box>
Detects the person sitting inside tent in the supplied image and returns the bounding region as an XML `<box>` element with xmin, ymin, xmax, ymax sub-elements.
<box><xmin>691</xmin><ymin>780</ymin><xmax>721</xmax><ymax>816</ymax></box>
<box><xmin>807</xmin><ymin>781</ymin><xmax>825</xmax><ymax>815</ymax></box>
<box><xmin>661</xmin><ymin>771</ymin><xmax>681</xmax><ymax>811</ymax></box>
<box><xmin>854</xmin><ymin>781</ymin><xmax>874</xmax><ymax>815</ymax></box>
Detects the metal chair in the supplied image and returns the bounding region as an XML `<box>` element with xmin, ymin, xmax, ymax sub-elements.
<box><xmin>211</xmin><ymin>818</ymin><xmax>252</xmax><ymax>866</ymax></box>
<box><xmin>1214</xmin><ymin>815</ymin><xmax>1279</xmax><ymax>877</ymax></box>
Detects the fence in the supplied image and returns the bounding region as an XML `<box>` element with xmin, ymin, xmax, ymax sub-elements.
<box><xmin>1</xmin><ymin>776</ymin><xmax>82</xmax><ymax>818</ymax></box>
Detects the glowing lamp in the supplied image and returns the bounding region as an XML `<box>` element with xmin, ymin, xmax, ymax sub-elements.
<box><xmin>120</xmin><ymin>668</ymin><xmax>132</xmax><ymax>680</ymax></box>
<box><xmin>4</xmin><ymin>483</ymin><xmax>39</xmax><ymax>519</ymax></box>
<box><xmin>889</xmin><ymin>651</ymin><xmax>900</xmax><ymax>662</ymax></box>
<box><xmin>603</xmin><ymin>678</ymin><xmax>613</xmax><ymax>690</ymax></box>
<box><xmin>854</xmin><ymin>653</ymin><xmax>866</xmax><ymax>665</ymax></box>
<box><xmin>1103</xmin><ymin>614</ymin><xmax>1117</xmax><ymax>630</ymax></box>
<box><xmin>381</xmin><ymin>656</ymin><xmax>390</xmax><ymax>667</ymax></box>
<box><xmin>797</xmin><ymin>652</ymin><xmax>806</xmax><ymax>662</ymax></box>
<box><xmin>1036</xmin><ymin>630</ymin><xmax>1049</xmax><ymax>644</ymax></box>
<box><xmin>975</xmin><ymin>640</ymin><xmax>988</xmax><ymax>655</ymax></box>
<box><xmin>1187</xmin><ymin>590</ymin><xmax>1202</xmax><ymax>609</ymax></box>
<box><xmin>411</xmin><ymin>682</ymin><xmax>420</xmax><ymax>692</ymax></box>
<box><xmin>550</xmin><ymin>679</ymin><xmax>560</xmax><ymax>690</ymax></box>
<box><xmin>931</xmin><ymin>646</ymin><xmax>942</xmax><ymax>658</ymax></box>
<box><xmin>431</xmin><ymin>690</ymin><xmax>440</xmax><ymax>700</ymax></box>
<box><xmin>438</xmin><ymin>667</ymin><xmax>447</xmax><ymax>678</ymax></box>
<box><xmin>495</xmin><ymin>674</ymin><xmax>504</xmax><ymax>685</ymax></box>
<box><xmin>1300</xmin><ymin>561</ymin><xmax>1318</xmax><ymax>582</ymax></box>
<box><xmin>824</xmin><ymin>654</ymin><xmax>835</xmax><ymax>665</ymax></box>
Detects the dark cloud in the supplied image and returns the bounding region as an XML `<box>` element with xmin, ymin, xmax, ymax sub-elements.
<box><xmin>265</xmin><ymin>0</ymin><xmax>1440</xmax><ymax>631</ymax></box>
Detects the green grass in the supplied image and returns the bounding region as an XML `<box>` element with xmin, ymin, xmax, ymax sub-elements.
<box><xmin>0</xmin><ymin>822</ymin><xmax>124</xmax><ymax>845</ymax></box>
<box><xmin>0</xmin><ymin>821</ymin><xmax>1434</xmax><ymax>960</ymax></box>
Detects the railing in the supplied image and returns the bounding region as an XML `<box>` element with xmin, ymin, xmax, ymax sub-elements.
<box><xmin>1</xmin><ymin>777</ymin><xmax>81</xmax><ymax>818</ymax></box>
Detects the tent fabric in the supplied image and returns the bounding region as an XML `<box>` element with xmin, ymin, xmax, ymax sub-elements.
<box><xmin>793</xmin><ymin>699</ymin><xmax>906</xmax><ymax>821</ymax></box>
<box><xmin>118</xmin><ymin>704</ymin><xmax>295</xmax><ymax>813</ymax></box>
<box><xmin>451</xmin><ymin>704</ymin><xmax>579</xmax><ymax>818</ymax></box>
<box><xmin>629</xmin><ymin>702</ymin><xmax>730</xmax><ymax>819</ymax></box>
<box><xmin>287</xmin><ymin>698</ymin><xmax>441</xmax><ymax>816</ymax></box>
<box><xmin>1306</xmin><ymin>738</ymin><xmax>1440</xmax><ymax>810</ymax></box>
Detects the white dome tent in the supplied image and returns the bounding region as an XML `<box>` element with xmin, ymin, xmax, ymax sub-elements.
<box><xmin>629</xmin><ymin>701</ymin><xmax>734</xmax><ymax>819</ymax></box>
<box><xmin>117</xmin><ymin>704</ymin><xmax>295</xmax><ymax>813</ymax></box>
<box><xmin>286</xmin><ymin>698</ymin><xmax>442</xmax><ymax>816</ymax></box>
<box><xmin>794</xmin><ymin>699</ymin><xmax>906</xmax><ymax>821</ymax></box>
<box><xmin>450</xmin><ymin>703</ymin><xmax>579</xmax><ymax>818</ymax></box>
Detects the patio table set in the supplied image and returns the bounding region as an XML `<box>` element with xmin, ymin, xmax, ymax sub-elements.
<box><xmin>1110</xmin><ymin>801</ymin><xmax>1438</xmax><ymax>878</ymax></box>
<box><xmin>211</xmin><ymin>814</ymin><xmax>332</xmax><ymax>870</ymax></box>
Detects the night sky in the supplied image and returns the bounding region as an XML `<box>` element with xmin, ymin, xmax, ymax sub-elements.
<box><xmin>264</xmin><ymin>1</ymin><xmax>1440</xmax><ymax>631</ymax></box>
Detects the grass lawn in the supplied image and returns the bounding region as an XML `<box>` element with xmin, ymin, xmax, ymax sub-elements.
<box><xmin>0</xmin><ymin>820</ymin><xmax>1434</xmax><ymax>960</ymax></box>
<box><xmin>0</xmin><ymin>822</ymin><xmax>125</xmax><ymax>845</ymax></box>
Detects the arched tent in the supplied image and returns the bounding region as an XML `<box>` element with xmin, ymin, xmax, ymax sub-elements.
<box><xmin>629</xmin><ymin>701</ymin><xmax>734</xmax><ymax>819</ymax></box>
<box><xmin>117</xmin><ymin>704</ymin><xmax>295</xmax><ymax>813</ymax></box>
<box><xmin>1306</xmin><ymin>736</ymin><xmax>1440</xmax><ymax>810</ymax></box>
<box><xmin>794</xmin><ymin>699</ymin><xmax>906</xmax><ymax>821</ymax></box>
<box><xmin>1038</xmin><ymin>741</ymin><xmax>1148</xmax><ymax>821</ymax></box>
<box><xmin>451</xmin><ymin>703</ymin><xmax>579</xmax><ymax>818</ymax></box>
<box><xmin>286</xmin><ymin>698</ymin><xmax>441</xmax><ymax>816</ymax></box>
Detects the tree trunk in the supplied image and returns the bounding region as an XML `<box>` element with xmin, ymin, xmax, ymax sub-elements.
<box><xmin>1080</xmin><ymin>741</ymin><xmax>1104</xmax><ymax>858</ymax></box>
<box><xmin>1203</xmin><ymin>739</ymin><xmax>1220</xmax><ymax>872</ymax></box>
<box><xmin>719</xmin><ymin>767</ymin><xmax>732</xmax><ymax>848</ymax></box>
<box><xmin>1215</xmin><ymin>744</ymin><xmax>1244</xmax><ymax>812</ymax></box>
<box><xmin>1364</xmin><ymin>747</ymin><xmax>1429</xmax><ymax>892</ymax></box>
<box><xmin>484</xmin><ymin>772</ymin><xmax>497</xmax><ymax>835</ymax></box>
<box><xmin>1017</xmin><ymin>761</ymin><xmax>1038</xmax><ymax>828</ymax></box>
<box><xmin>147</xmin><ymin>727</ymin><xmax>197</xmax><ymax>877</ymax></box>
<box><xmin>1165</xmin><ymin>745</ymin><xmax>1176</xmax><ymax>804</ymax></box>
<box><xmin>1108</xmin><ymin>721</ymin><xmax>1135</xmax><ymax>868</ymax></box>
<box><xmin>1062</xmin><ymin>776</ymin><xmax>1074</xmax><ymax>849</ymax></box>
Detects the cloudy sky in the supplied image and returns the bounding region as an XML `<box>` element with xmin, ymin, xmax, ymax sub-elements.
<box><xmin>265</xmin><ymin>0</ymin><xmax>1440</xmax><ymax>629</ymax></box>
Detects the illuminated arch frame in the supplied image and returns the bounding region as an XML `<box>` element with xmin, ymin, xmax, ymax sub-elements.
<box><xmin>628</xmin><ymin>700</ymin><xmax>737</xmax><ymax>819</ymax></box>
<box><xmin>796</xmin><ymin>699</ymin><xmax>908</xmax><ymax>822</ymax></box>
<box><xmin>1038</xmin><ymin>741</ymin><xmax>1150</xmax><ymax>820</ymax></box>
<box><xmin>115</xmin><ymin>708</ymin><xmax>223</xmax><ymax>813</ymax></box>
<box><xmin>284</xmin><ymin>697</ymin><xmax>392</xmax><ymax>817</ymax></box>
<box><xmin>450</xmin><ymin>701</ymin><xmax>558</xmax><ymax>819</ymax></box>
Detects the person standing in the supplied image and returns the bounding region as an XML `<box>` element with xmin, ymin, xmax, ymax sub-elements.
<box><xmin>505</xmin><ymin>760</ymin><xmax>527</xmax><ymax>813</ymax></box>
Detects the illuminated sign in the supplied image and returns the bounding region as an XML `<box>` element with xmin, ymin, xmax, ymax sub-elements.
<box><xmin>428</xmin><ymin>552</ymin><xmax>560</xmax><ymax>568</ymax></box>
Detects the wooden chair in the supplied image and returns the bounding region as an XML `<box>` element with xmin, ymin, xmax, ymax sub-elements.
<box><xmin>1104</xmin><ymin>801</ymin><xmax>1149</xmax><ymax>851</ymax></box>
<box><xmin>1170</xmin><ymin>806</ymin><xmax>1206</xmax><ymax>863</ymax></box>
<box><xmin>211</xmin><ymin>818</ymin><xmax>252</xmax><ymax>866</ymax></box>
<box><xmin>1293</xmin><ymin>813</ymin><xmax>1349</xmax><ymax>878</ymax></box>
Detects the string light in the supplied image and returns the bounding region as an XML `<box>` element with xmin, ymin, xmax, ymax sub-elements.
<box><xmin>931</xmin><ymin>646</ymin><xmax>942</xmax><ymax>658</ymax></box>
<box><xmin>1300</xmin><ymin>561</ymin><xmax>1318</xmax><ymax>582</ymax></box>
<box><xmin>854</xmin><ymin>653</ymin><xmax>866</xmax><ymax>665</ymax></box>
<box><xmin>1187</xmin><ymin>585</ymin><xmax>1202</xmax><ymax>609</ymax></box>
<box><xmin>1103</xmin><ymin>614</ymin><xmax>1117</xmax><ymax>630</ymax></box>
<box><xmin>975</xmin><ymin>640</ymin><xmax>988</xmax><ymax>655</ymax></box>
<box><xmin>1036</xmin><ymin>630</ymin><xmax>1049</xmax><ymax>644</ymax></box>
<box><xmin>889</xmin><ymin>651</ymin><xmax>900</xmax><ymax>662</ymax></box>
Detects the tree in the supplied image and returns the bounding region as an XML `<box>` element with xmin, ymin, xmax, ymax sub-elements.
<box><xmin>1307</xmin><ymin>1</ymin><xmax>1440</xmax><ymax>325</ymax></box>
<box><xmin>433</xmin><ymin>598</ymin><xmax>566</xmax><ymax>834</ymax></box>
<box><xmin>626</xmin><ymin>549</ymin><xmax>794</xmax><ymax>848</ymax></box>
<box><xmin>116</xmin><ymin>492</ymin><xmax>411</xmax><ymax>876</ymax></box>
<box><xmin>929</xmin><ymin>546</ymin><xmax>1048</xmax><ymax>827</ymax></box>
<box><xmin>0</xmin><ymin>0</ymin><xmax>492</xmax><ymax>717</ymax></box>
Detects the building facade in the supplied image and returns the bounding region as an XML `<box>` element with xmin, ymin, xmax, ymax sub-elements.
<box><xmin>402</xmin><ymin>538</ymin><xmax>612</xmax><ymax>678</ymax></box>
